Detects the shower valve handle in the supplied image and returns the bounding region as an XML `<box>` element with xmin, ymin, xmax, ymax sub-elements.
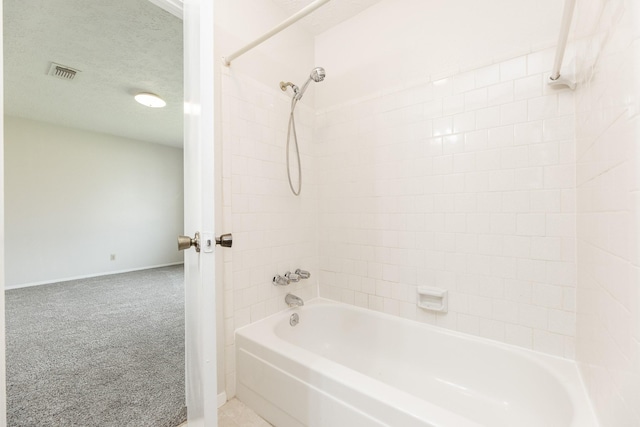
<box><xmin>284</xmin><ymin>271</ymin><xmax>300</xmax><ymax>282</ymax></box>
<box><xmin>273</xmin><ymin>275</ymin><xmax>290</xmax><ymax>286</ymax></box>
<box><xmin>295</xmin><ymin>269</ymin><xmax>311</xmax><ymax>279</ymax></box>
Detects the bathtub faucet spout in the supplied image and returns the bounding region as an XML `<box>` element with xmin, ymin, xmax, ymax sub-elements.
<box><xmin>285</xmin><ymin>293</ymin><xmax>304</xmax><ymax>307</ymax></box>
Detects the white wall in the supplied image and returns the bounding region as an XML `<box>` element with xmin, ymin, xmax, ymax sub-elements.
<box><xmin>215</xmin><ymin>0</ymin><xmax>317</xmax><ymax>399</ymax></box>
<box><xmin>315</xmin><ymin>0</ymin><xmax>565</xmax><ymax>110</ymax></box>
<box><xmin>316</xmin><ymin>50</ymin><xmax>578</xmax><ymax>358</ymax></box>
<box><xmin>218</xmin><ymin>0</ymin><xmax>640</xmax><ymax>416</ymax></box>
<box><xmin>574</xmin><ymin>0</ymin><xmax>640</xmax><ymax>425</ymax></box>
<box><xmin>4</xmin><ymin>116</ymin><xmax>184</xmax><ymax>288</ymax></box>
<box><xmin>313</xmin><ymin>0</ymin><xmax>579</xmax><ymax>358</ymax></box>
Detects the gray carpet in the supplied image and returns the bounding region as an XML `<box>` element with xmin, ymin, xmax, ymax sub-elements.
<box><xmin>5</xmin><ymin>265</ymin><xmax>187</xmax><ymax>427</ymax></box>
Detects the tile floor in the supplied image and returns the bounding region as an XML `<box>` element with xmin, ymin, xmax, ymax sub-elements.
<box><xmin>177</xmin><ymin>398</ymin><xmax>272</xmax><ymax>427</ymax></box>
<box><xmin>218</xmin><ymin>398</ymin><xmax>272</xmax><ymax>426</ymax></box>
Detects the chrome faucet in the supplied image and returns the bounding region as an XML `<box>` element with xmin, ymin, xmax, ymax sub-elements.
<box><xmin>285</xmin><ymin>293</ymin><xmax>304</xmax><ymax>307</ymax></box>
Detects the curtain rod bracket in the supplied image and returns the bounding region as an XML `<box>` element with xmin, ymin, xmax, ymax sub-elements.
<box><xmin>548</xmin><ymin>74</ymin><xmax>576</xmax><ymax>90</ymax></box>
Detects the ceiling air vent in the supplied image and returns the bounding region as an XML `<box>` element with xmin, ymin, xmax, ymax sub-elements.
<box><xmin>47</xmin><ymin>62</ymin><xmax>81</xmax><ymax>81</ymax></box>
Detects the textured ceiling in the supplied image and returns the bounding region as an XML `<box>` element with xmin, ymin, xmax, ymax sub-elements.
<box><xmin>4</xmin><ymin>0</ymin><xmax>183</xmax><ymax>147</ymax></box>
<box><xmin>269</xmin><ymin>0</ymin><xmax>385</xmax><ymax>35</ymax></box>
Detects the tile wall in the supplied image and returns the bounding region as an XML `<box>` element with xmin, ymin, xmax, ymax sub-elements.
<box><xmin>574</xmin><ymin>0</ymin><xmax>640</xmax><ymax>425</ymax></box>
<box><xmin>316</xmin><ymin>49</ymin><xmax>578</xmax><ymax>358</ymax></box>
<box><xmin>220</xmin><ymin>69</ymin><xmax>319</xmax><ymax>397</ymax></box>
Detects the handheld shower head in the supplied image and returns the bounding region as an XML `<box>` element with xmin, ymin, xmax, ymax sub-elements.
<box><xmin>296</xmin><ymin>66</ymin><xmax>326</xmax><ymax>100</ymax></box>
<box><xmin>310</xmin><ymin>67</ymin><xmax>326</xmax><ymax>82</ymax></box>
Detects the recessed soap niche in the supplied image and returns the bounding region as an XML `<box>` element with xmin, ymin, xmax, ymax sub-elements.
<box><xmin>417</xmin><ymin>286</ymin><xmax>448</xmax><ymax>313</ymax></box>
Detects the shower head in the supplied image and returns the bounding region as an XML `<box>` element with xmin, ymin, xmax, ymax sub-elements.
<box><xmin>310</xmin><ymin>67</ymin><xmax>326</xmax><ymax>82</ymax></box>
<box><xmin>296</xmin><ymin>66</ymin><xmax>326</xmax><ymax>100</ymax></box>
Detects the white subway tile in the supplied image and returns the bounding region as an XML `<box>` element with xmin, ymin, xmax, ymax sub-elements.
<box><xmin>480</xmin><ymin>318</ymin><xmax>506</xmax><ymax>341</ymax></box>
<box><xmin>453</xmin><ymin>71</ymin><xmax>476</xmax><ymax>94</ymax></box>
<box><xmin>500</xmin><ymin>100</ymin><xmax>528</xmax><ymax>125</ymax></box>
<box><xmin>475</xmin><ymin>106</ymin><xmax>501</xmax><ymax>129</ymax></box>
<box><xmin>515</xmin><ymin>75</ymin><xmax>543</xmax><ymax>100</ymax></box>
<box><xmin>505</xmin><ymin>279</ymin><xmax>533</xmax><ymax>303</ymax></box>
<box><xmin>517</xmin><ymin>258</ymin><xmax>547</xmax><ymax>282</ymax></box>
<box><xmin>503</xmin><ymin>235</ymin><xmax>531</xmax><ymax>258</ymax></box>
<box><xmin>490</xmin><ymin>213</ymin><xmax>517</xmax><ymax>235</ymax></box>
<box><xmin>443</xmin><ymin>94</ymin><xmax>465</xmax><ymax>116</ymax></box>
<box><xmin>433</xmin><ymin>117</ymin><xmax>454</xmax><ymax>136</ymax></box>
<box><xmin>432</xmin><ymin>77</ymin><xmax>454</xmax><ymax>98</ymax></box>
<box><xmin>505</xmin><ymin>324</ymin><xmax>533</xmax><ymax>348</ymax></box>
<box><xmin>466</xmin><ymin>213</ymin><xmax>492</xmax><ymax>233</ymax></box>
<box><xmin>488</xmin><ymin>125</ymin><xmax>514</xmax><ymax>147</ymax></box>
<box><xmin>474</xmin><ymin>64</ymin><xmax>500</xmax><ymax>87</ymax></box>
<box><xmin>543</xmin><ymin>116</ymin><xmax>575</xmax><ymax>141</ymax></box>
<box><xmin>529</xmin><ymin>142</ymin><xmax>559</xmax><ymax>166</ymax></box>
<box><xmin>500</xmin><ymin>56</ymin><xmax>527</xmax><ymax>81</ymax></box>
<box><xmin>519</xmin><ymin>303</ymin><xmax>549</xmax><ymax>329</ymax></box>
<box><xmin>464</xmin><ymin>172</ymin><xmax>490</xmax><ymax>193</ymax></box>
<box><xmin>458</xmin><ymin>314</ymin><xmax>480</xmax><ymax>335</ymax></box>
<box><xmin>442</xmin><ymin>134</ymin><xmax>465</xmax><ymax>155</ymax></box>
<box><xmin>453</xmin><ymin>152</ymin><xmax>476</xmax><ymax>173</ymax></box>
<box><xmin>453</xmin><ymin>111</ymin><xmax>476</xmax><ymax>133</ymax></box>
<box><xmin>548</xmin><ymin>309</ymin><xmax>576</xmax><ymax>336</ymax></box>
<box><xmin>500</xmin><ymin>146</ymin><xmax>530</xmax><ymax>169</ymax></box>
<box><xmin>532</xmin><ymin>283</ymin><xmax>564</xmax><ymax>309</ymax></box>
<box><xmin>526</xmin><ymin>49</ymin><xmax>554</xmax><ymax>75</ymax></box>
<box><xmin>488</xmin><ymin>82</ymin><xmax>514</xmax><ymax>106</ymax></box>
<box><xmin>465</xmin><ymin>130</ymin><xmax>489</xmax><ymax>151</ymax></box>
<box><xmin>546</xmin><ymin>261</ymin><xmax>577</xmax><ymax>286</ymax></box>
<box><xmin>476</xmin><ymin>149</ymin><xmax>501</xmax><ymax>171</ymax></box>
<box><xmin>528</xmin><ymin>95</ymin><xmax>558</xmax><ymax>121</ymax></box>
<box><xmin>514</xmin><ymin>167</ymin><xmax>544</xmax><ymax>190</ymax></box>
<box><xmin>533</xmin><ymin>330</ymin><xmax>565</xmax><ymax>358</ymax></box>
<box><xmin>517</xmin><ymin>214</ymin><xmax>546</xmax><ymax>236</ymax></box>
<box><xmin>546</xmin><ymin>214</ymin><xmax>576</xmax><ymax>237</ymax></box>
<box><xmin>465</xmin><ymin>88</ymin><xmax>488</xmax><ymax>111</ymax></box>
<box><xmin>489</xmin><ymin>170</ymin><xmax>516</xmax><ymax>191</ymax></box>
<box><xmin>531</xmin><ymin>236</ymin><xmax>563</xmax><ymax>261</ymax></box>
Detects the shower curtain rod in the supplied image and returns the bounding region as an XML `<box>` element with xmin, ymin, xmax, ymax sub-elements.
<box><xmin>549</xmin><ymin>0</ymin><xmax>576</xmax><ymax>89</ymax></box>
<box><xmin>222</xmin><ymin>0</ymin><xmax>332</xmax><ymax>66</ymax></box>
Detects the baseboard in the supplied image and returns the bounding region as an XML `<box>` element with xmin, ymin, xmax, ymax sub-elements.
<box><xmin>218</xmin><ymin>391</ymin><xmax>227</xmax><ymax>408</ymax></box>
<box><xmin>5</xmin><ymin>262</ymin><xmax>185</xmax><ymax>290</ymax></box>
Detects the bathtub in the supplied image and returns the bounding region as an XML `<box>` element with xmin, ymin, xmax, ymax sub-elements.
<box><xmin>236</xmin><ymin>298</ymin><xmax>598</xmax><ymax>427</ymax></box>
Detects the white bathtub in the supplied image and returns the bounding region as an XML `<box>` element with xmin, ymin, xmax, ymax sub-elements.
<box><xmin>236</xmin><ymin>298</ymin><xmax>598</xmax><ymax>427</ymax></box>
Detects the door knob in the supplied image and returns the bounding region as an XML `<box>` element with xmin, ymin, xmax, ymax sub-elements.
<box><xmin>216</xmin><ymin>233</ymin><xmax>232</xmax><ymax>248</ymax></box>
<box><xmin>178</xmin><ymin>232</ymin><xmax>200</xmax><ymax>252</ymax></box>
<box><xmin>178</xmin><ymin>232</ymin><xmax>232</xmax><ymax>252</ymax></box>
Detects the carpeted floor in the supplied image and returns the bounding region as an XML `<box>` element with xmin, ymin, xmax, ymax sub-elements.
<box><xmin>5</xmin><ymin>265</ymin><xmax>186</xmax><ymax>427</ymax></box>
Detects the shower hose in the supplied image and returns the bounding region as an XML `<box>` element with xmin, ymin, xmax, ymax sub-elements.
<box><xmin>286</xmin><ymin>97</ymin><xmax>302</xmax><ymax>196</ymax></box>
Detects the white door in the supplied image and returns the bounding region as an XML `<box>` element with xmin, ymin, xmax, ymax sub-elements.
<box><xmin>148</xmin><ymin>0</ymin><xmax>218</xmax><ymax>424</ymax></box>
<box><xmin>181</xmin><ymin>0</ymin><xmax>218</xmax><ymax>425</ymax></box>
<box><xmin>0</xmin><ymin>0</ymin><xmax>218</xmax><ymax>424</ymax></box>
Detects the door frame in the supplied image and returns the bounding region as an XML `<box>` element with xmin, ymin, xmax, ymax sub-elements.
<box><xmin>0</xmin><ymin>0</ymin><xmax>7</xmax><ymax>422</ymax></box>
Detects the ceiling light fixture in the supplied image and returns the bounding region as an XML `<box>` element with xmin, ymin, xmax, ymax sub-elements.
<box><xmin>134</xmin><ymin>92</ymin><xmax>166</xmax><ymax>108</ymax></box>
